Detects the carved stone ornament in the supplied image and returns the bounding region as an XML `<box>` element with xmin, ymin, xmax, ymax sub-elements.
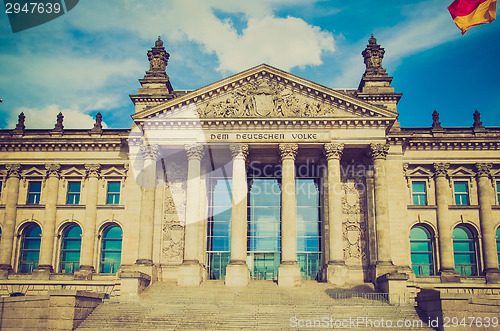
<box><xmin>162</xmin><ymin>224</ymin><xmax>184</xmax><ymax>262</ymax></box>
<box><xmin>432</xmin><ymin>110</ymin><xmax>442</xmax><ymax>130</ymax></box>
<box><xmin>279</xmin><ymin>143</ymin><xmax>298</xmax><ymax>161</ymax></box>
<box><xmin>473</xmin><ymin>109</ymin><xmax>484</xmax><ymax>129</ymax></box>
<box><xmin>324</xmin><ymin>143</ymin><xmax>344</xmax><ymax>160</ymax></box>
<box><xmin>475</xmin><ymin>163</ymin><xmax>492</xmax><ymax>177</ymax></box>
<box><xmin>362</xmin><ymin>34</ymin><xmax>387</xmax><ymax>76</ymax></box>
<box><xmin>45</xmin><ymin>164</ymin><xmax>61</xmax><ymax>178</ymax></box>
<box><xmin>140</xmin><ymin>144</ymin><xmax>160</xmax><ymax>161</ymax></box>
<box><xmin>185</xmin><ymin>144</ymin><xmax>205</xmax><ymax>160</ymax></box>
<box><xmin>198</xmin><ymin>79</ymin><xmax>336</xmax><ymax>118</ymax></box>
<box><xmin>433</xmin><ymin>163</ymin><xmax>450</xmax><ymax>177</ymax></box>
<box><xmin>85</xmin><ymin>164</ymin><xmax>101</xmax><ymax>178</ymax></box>
<box><xmin>369</xmin><ymin>143</ymin><xmax>389</xmax><ymax>160</ymax></box>
<box><xmin>6</xmin><ymin>164</ymin><xmax>21</xmax><ymax>178</ymax></box>
<box><xmin>146</xmin><ymin>37</ymin><xmax>169</xmax><ymax>78</ymax></box>
<box><xmin>229</xmin><ymin>143</ymin><xmax>249</xmax><ymax>159</ymax></box>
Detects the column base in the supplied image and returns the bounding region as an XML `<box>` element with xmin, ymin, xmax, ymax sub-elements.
<box><xmin>177</xmin><ymin>261</ymin><xmax>204</xmax><ymax>286</ymax></box>
<box><xmin>439</xmin><ymin>268</ymin><xmax>461</xmax><ymax>283</ymax></box>
<box><xmin>485</xmin><ymin>268</ymin><xmax>500</xmax><ymax>284</ymax></box>
<box><xmin>74</xmin><ymin>265</ymin><xmax>94</xmax><ymax>280</ymax></box>
<box><xmin>119</xmin><ymin>271</ymin><xmax>151</xmax><ymax>303</ymax></box>
<box><xmin>225</xmin><ymin>261</ymin><xmax>250</xmax><ymax>287</ymax></box>
<box><xmin>376</xmin><ymin>272</ymin><xmax>410</xmax><ymax>305</ymax></box>
<box><xmin>325</xmin><ymin>262</ymin><xmax>348</xmax><ymax>286</ymax></box>
<box><xmin>278</xmin><ymin>262</ymin><xmax>301</xmax><ymax>287</ymax></box>
<box><xmin>32</xmin><ymin>265</ymin><xmax>52</xmax><ymax>280</ymax></box>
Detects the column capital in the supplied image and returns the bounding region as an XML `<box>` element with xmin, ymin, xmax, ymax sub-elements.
<box><xmin>369</xmin><ymin>143</ymin><xmax>389</xmax><ymax>160</ymax></box>
<box><xmin>324</xmin><ymin>142</ymin><xmax>344</xmax><ymax>160</ymax></box>
<box><xmin>140</xmin><ymin>144</ymin><xmax>160</xmax><ymax>161</ymax></box>
<box><xmin>6</xmin><ymin>163</ymin><xmax>21</xmax><ymax>178</ymax></box>
<box><xmin>433</xmin><ymin>163</ymin><xmax>450</xmax><ymax>177</ymax></box>
<box><xmin>229</xmin><ymin>143</ymin><xmax>249</xmax><ymax>160</ymax></box>
<box><xmin>85</xmin><ymin>164</ymin><xmax>101</xmax><ymax>178</ymax></box>
<box><xmin>184</xmin><ymin>143</ymin><xmax>205</xmax><ymax>161</ymax></box>
<box><xmin>475</xmin><ymin>163</ymin><xmax>492</xmax><ymax>178</ymax></box>
<box><xmin>45</xmin><ymin>164</ymin><xmax>61</xmax><ymax>178</ymax></box>
<box><xmin>279</xmin><ymin>143</ymin><xmax>298</xmax><ymax>161</ymax></box>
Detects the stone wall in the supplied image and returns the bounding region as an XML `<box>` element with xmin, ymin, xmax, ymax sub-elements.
<box><xmin>0</xmin><ymin>290</ymin><xmax>103</xmax><ymax>330</ymax></box>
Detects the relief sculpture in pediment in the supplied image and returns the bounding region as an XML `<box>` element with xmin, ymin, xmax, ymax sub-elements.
<box><xmin>198</xmin><ymin>79</ymin><xmax>336</xmax><ymax>118</ymax></box>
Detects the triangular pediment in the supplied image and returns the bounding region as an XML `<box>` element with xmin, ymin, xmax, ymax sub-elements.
<box><xmin>449</xmin><ymin>166</ymin><xmax>475</xmax><ymax>177</ymax></box>
<box><xmin>61</xmin><ymin>167</ymin><xmax>85</xmax><ymax>178</ymax></box>
<box><xmin>101</xmin><ymin>166</ymin><xmax>126</xmax><ymax>178</ymax></box>
<box><xmin>22</xmin><ymin>167</ymin><xmax>45</xmax><ymax>177</ymax></box>
<box><xmin>132</xmin><ymin>64</ymin><xmax>397</xmax><ymax>122</ymax></box>
<box><xmin>408</xmin><ymin>166</ymin><xmax>433</xmax><ymax>177</ymax></box>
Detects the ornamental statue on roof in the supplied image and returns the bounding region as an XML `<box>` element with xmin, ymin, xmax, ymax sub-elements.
<box><xmin>361</xmin><ymin>34</ymin><xmax>387</xmax><ymax>76</ymax></box>
<box><xmin>146</xmin><ymin>36</ymin><xmax>170</xmax><ymax>78</ymax></box>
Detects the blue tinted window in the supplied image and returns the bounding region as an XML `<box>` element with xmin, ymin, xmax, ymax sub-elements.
<box><xmin>454</xmin><ymin>181</ymin><xmax>469</xmax><ymax>205</ymax></box>
<box><xmin>412</xmin><ymin>181</ymin><xmax>427</xmax><ymax>205</ymax></box>
<box><xmin>497</xmin><ymin>182</ymin><xmax>500</xmax><ymax>205</ymax></box>
<box><xmin>106</xmin><ymin>182</ymin><xmax>120</xmax><ymax>204</ymax></box>
<box><xmin>100</xmin><ymin>225</ymin><xmax>122</xmax><ymax>273</ymax></box>
<box><xmin>410</xmin><ymin>226</ymin><xmax>434</xmax><ymax>276</ymax></box>
<box><xmin>19</xmin><ymin>224</ymin><xmax>41</xmax><ymax>273</ymax></box>
<box><xmin>453</xmin><ymin>226</ymin><xmax>477</xmax><ymax>276</ymax></box>
<box><xmin>496</xmin><ymin>227</ymin><xmax>500</xmax><ymax>271</ymax></box>
<box><xmin>66</xmin><ymin>182</ymin><xmax>81</xmax><ymax>205</ymax></box>
<box><xmin>59</xmin><ymin>225</ymin><xmax>82</xmax><ymax>273</ymax></box>
<box><xmin>27</xmin><ymin>181</ymin><xmax>42</xmax><ymax>205</ymax></box>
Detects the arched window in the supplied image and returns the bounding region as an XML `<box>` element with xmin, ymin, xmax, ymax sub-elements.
<box><xmin>59</xmin><ymin>224</ymin><xmax>82</xmax><ymax>273</ymax></box>
<box><xmin>453</xmin><ymin>226</ymin><xmax>478</xmax><ymax>276</ymax></box>
<box><xmin>410</xmin><ymin>226</ymin><xmax>435</xmax><ymax>276</ymax></box>
<box><xmin>496</xmin><ymin>227</ymin><xmax>500</xmax><ymax>271</ymax></box>
<box><xmin>19</xmin><ymin>224</ymin><xmax>41</xmax><ymax>273</ymax></box>
<box><xmin>100</xmin><ymin>225</ymin><xmax>122</xmax><ymax>273</ymax></box>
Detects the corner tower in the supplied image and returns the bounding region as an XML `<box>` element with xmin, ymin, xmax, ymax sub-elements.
<box><xmin>130</xmin><ymin>37</ymin><xmax>176</xmax><ymax>114</ymax></box>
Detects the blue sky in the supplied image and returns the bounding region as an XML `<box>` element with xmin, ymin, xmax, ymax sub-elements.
<box><xmin>0</xmin><ymin>0</ymin><xmax>498</xmax><ymax>130</ymax></box>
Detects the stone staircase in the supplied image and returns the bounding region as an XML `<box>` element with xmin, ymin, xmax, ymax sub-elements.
<box><xmin>76</xmin><ymin>281</ymin><xmax>435</xmax><ymax>330</ymax></box>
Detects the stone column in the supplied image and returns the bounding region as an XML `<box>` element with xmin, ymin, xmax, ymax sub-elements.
<box><xmin>178</xmin><ymin>143</ymin><xmax>205</xmax><ymax>286</ymax></box>
<box><xmin>369</xmin><ymin>143</ymin><xmax>394</xmax><ymax>278</ymax></box>
<box><xmin>433</xmin><ymin>163</ymin><xmax>460</xmax><ymax>282</ymax></box>
<box><xmin>76</xmin><ymin>164</ymin><xmax>100</xmax><ymax>279</ymax></box>
<box><xmin>277</xmin><ymin>143</ymin><xmax>301</xmax><ymax>287</ymax></box>
<box><xmin>324</xmin><ymin>143</ymin><xmax>347</xmax><ymax>285</ymax></box>
<box><xmin>225</xmin><ymin>143</ymin><xmax>250</xmax><ymax>287</ymax></box>
<box><xmin>475</xmin><ymin>163</ymin><xmax>500</xmax><ymax>283</ymax></box>
<box><xmin>35</xmin><ymin>164</ymin><xmax>61</xmax><ymax>277</ymax></box>
<box><xmin>136</xmin><ymin>145</ymin><xmax>159</xmax><ymax>267</ymax></box>
<box><xmin>0</xmin><ymin>164</ymin><xmax>21</xmax><ymax>278</ymax></box>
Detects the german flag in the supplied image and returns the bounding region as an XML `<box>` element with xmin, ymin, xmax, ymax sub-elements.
<box><xmin>448</xmin><ymin>0</ymin><xmax>497</xmax><ymax>34</ymax></box>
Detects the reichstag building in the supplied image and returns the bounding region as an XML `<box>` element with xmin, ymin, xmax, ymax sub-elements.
<box><xmin>0</xmin><ymin>35</ymin><xmax>499</xmax><ymax>307</ymax></box>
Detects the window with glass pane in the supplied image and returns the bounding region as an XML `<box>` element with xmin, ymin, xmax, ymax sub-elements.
<box><xmin>453</xmin><ymin>226</ymin><xmax>477</xmax><ymax>276</ymax></box>
<box><xmin>496</xmin><ymin>227</ymin><xmax>500</xmax><ymax>271</ymax></box>
<box><xmin>66</xmin><ymin>181</ymin><xmax>81</xmax><ymax>205</ymax></box>
<box><xmin>100</xmin><ymin>225</ymin><xmax>122</xmax><ymax>273</ymax></box>
<box><xmin>412</xmin><ymin>181</ymin><xmax>427</xmax><ymax>205</ymax></box>
<box><xmin>410</xmin><ymin>226</ymin><xmax>434</xmax><ymax>276</ymax></box>
<box><xmin>27</xmin><ymin>181</ymin><xmax>42</xmax><ymax>204</ymax></box>
<box><xmin>106</xmin><ymin>181</ymin><xmax>120</xmax><ymax>204</ymax></box>
<box><xmin>59</xmin><ymin>225</ymin><xmax>82</xmax><ymax>273</ymax></box>
<box><xmin>19</xmin><ymin>224</ymin><xmax>41</xmax><ymax>273</ymax></box>
<box><xmin>497</xmin><ymin>182</ymin><xmax>500</xmax><ymax>205</ymax></box>
<box><xmin>454</xmin><ymin>181</ymin><xmax>469</xmax><ymax>205</ymax></box>
<box><xmin>206</xmin><ymin>166</ymin><xmax>232</xmax><ymax>280</ymax></box>
<box><xmin>0</xmin><ymin>180</ymin><xmax>2</xmax><ymax>199</ymax></box>
<box><xmin>296</xmin><ymin>164</ymin><xmax>322</xmax><ymax>281</ymax></box>
<box><xmin>247</xmin><ymin>163</ymin><xmax>281</xmax><ymax>280</ymax></box>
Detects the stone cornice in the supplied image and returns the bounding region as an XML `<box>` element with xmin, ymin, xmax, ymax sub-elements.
<box><xmin>132</xmin><ymin>64</ymin><xmax>398</xmax><ymax>121</ymax></box>
<box><xmin>0</xmin><ymin>139</ymin><xmax>126</xmax><ymax>153</ymax></box>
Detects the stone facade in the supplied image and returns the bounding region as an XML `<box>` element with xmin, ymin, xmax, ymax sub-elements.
<box><xmin>0</xmin><ymin>36</ymin><xmax>499</xmax><ymax>311</ymax></box>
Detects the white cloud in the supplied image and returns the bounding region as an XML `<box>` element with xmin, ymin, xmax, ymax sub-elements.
<box><xmin>7</xmin><ymin>105</ymin><xmax>108</xmax><ymax>129</ymax></box>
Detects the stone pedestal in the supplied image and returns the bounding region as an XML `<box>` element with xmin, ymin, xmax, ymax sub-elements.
<box><xmin>74</xmin><ymin>265</ymin><xmax>94</xmax><ymax>280</ymax></box>
<box><xmin>278</xmin><ymin>263</ymin><xmax>301</xmax><ymax>287</ymax></box>
<box><xmin>377</xmin><ymin>272</ymin><xmax>410</xmax><ymax>305</ymax></box>
<box><xmin>225</xmin><ymin>262</ymin><xmax>250</xmax><ymax>287</ymax></box>
<box><xmin>32</xmin><ymin>267</ymin><xmax>51</xmax><ymax>280</ymax></box>
<box><xmin>178</xmin><ymin>261</ymin><xmax>204</xmax><ymax>287</ymax></box>
<box><xmin>325</xmin><ymin>262</ymin><xmax>348</xmax><ymax>286</ymax></box>
<box><xmin>119</xmin><ymin>271</ymin><xmax>151</xmax><ymax>303</ymax></box>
